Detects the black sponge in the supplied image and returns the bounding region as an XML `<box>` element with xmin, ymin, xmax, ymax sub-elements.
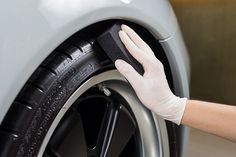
<box><xmin>97</xmin><ymin>24</ymin><xmax>144</xmax><ymax>75</ymax></box>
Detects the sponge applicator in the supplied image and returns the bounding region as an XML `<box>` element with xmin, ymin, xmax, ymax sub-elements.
<box><xmin>96</xmin><ymin>24</ymin><xmax>144</xmax><ymax>75</ymax></box>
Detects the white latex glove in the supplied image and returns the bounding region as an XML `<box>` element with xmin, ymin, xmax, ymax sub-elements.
<box><xmin>115</xmin><ymin>25</ymin><xmax>187</xmax><ymax>125</ymax></box>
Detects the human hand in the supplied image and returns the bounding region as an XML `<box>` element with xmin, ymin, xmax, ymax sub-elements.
<box><xmin>115</xmin><ymin>25</ymin><xmax>187</xmax><ymax>125</ymax></box>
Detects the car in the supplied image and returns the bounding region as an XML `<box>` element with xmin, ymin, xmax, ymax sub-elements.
<box><xmin>0</xmin><ymin>0</ymin><xmax>190</xmax><ymax>156</ymax></box>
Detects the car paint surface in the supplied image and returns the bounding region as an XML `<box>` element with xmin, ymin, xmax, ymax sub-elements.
<box><xmin>0</xmin><ymin>0</ymin><xmax>182</xmax><ymax>122</ymax></box>
<box><xmin>0</xmin><ymin>0</ymin><xmax>189</xmax><ymax>156</ymax></box>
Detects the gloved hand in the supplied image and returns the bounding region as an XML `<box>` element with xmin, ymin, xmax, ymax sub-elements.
<box><xmin>115</xmin><ymin>25</ymin><xmax>187</xmax><ymax>125</ymax></box>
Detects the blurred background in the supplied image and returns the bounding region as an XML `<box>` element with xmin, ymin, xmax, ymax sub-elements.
<box><xmin>171</xmin><ymin>0</ymin><xmax>236</xmax><ymax>156</ymax></box>
<box><xmin>171</xmin><ymin>0</ymin><xmax>236</xmax><ymax>105</ymax></box>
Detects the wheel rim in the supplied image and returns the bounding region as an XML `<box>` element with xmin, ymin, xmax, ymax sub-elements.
<box><xmin>38</xmin><ymin>70</ymin><xmax>168</xmax><ymax>157</ymax></box>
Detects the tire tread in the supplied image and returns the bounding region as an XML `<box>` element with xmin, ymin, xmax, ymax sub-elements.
<box><xmin>0</xmin><ymin>41</ymin><xmax>99</xmax><ymax>157</ymax></box>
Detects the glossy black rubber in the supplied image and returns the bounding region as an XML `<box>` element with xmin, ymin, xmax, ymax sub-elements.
<box><xmin>0</xmin><ymin>37</ymin><xmax>114</xmax><ymax>156</ymax></box>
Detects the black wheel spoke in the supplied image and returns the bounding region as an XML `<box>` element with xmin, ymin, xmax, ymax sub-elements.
<box><xmin>89</xmin><ymin>101</ymin><xmax>117</xmax><ymax>156</ymax></box>
<box><xmin>46</xmin><ymin>111</ymin><xmax>87</xmax><ymax>157</ymax></box>
<box><xmin>102</xmin><ymin>105</ymin><xmax>137</xmax><ymax>157</ymax></box>
<box><xmin>44</xmin><ymin>89</ymin><xmax>140</xmax><ymax>157</ymax></box>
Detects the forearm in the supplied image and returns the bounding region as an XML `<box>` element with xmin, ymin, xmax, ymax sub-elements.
<box><xmin>181</xmin><ymin>100</ymin><xmax>236</xmax><ymax>141</ymax></box>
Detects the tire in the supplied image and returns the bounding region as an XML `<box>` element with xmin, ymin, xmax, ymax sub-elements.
<box><xmin>0</xmin><ymin>37</ymin><xmax>116</xmax><ymax>156</ymax></box>
<box><xmin>0</xmin><ymin>21</ymin><xmax>177</xmax><ymax>157</ymax></box>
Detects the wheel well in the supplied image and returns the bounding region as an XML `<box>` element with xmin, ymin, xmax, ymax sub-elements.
<box><xmin>67</xmin><ymin>19</ymin><xmax>179</xmax><ymax>157</ymax></box>
<box><xmin>1</xmin><ymin>19</ymin><xmax>180</xmax><ymax>157</ymax></box>
<box><xmin>64</xmin><ymin>19</ymin><xmax>174</xmax><ymax>90</ymax></box>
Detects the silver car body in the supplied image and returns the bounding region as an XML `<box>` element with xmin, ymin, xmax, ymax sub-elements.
<box><xmin>0</xmin><ymin>0</ymin><xmax>189</xmax><ymax>156</ymax></box>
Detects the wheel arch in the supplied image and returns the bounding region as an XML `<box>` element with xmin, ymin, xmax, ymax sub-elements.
<box><xmin>1</xmin><ymin>19</ymin><xmax>189</xmax><ymax>157</ymax></box>
<box><xmin>0</xmin><ymin>0</ymin><xmax>178</xmax><ymax>124</ymax></box>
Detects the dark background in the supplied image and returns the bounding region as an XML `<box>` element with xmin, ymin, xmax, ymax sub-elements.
<box><xmin>171</xmin><ymin>0</ymin><xmax>236</xmax><ymax>105</ymax></box>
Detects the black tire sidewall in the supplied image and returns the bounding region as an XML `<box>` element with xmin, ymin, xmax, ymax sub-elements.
<box><xmin>18</xmin><ymin>49</ymin><xmax>113</xmax><ymax>156</ymax></box>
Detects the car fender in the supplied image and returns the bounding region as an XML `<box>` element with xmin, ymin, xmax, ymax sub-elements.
<box><xmin>0</xmin><ymin>0</ymin><xmax>185</xmax><ymax>124</ymax></box>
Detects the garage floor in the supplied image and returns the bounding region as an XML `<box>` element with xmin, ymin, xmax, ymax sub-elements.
<box><xmin>187</xmin><ymin>128</ymin><xmax>236</xmax><ymax>157</ymax></box>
